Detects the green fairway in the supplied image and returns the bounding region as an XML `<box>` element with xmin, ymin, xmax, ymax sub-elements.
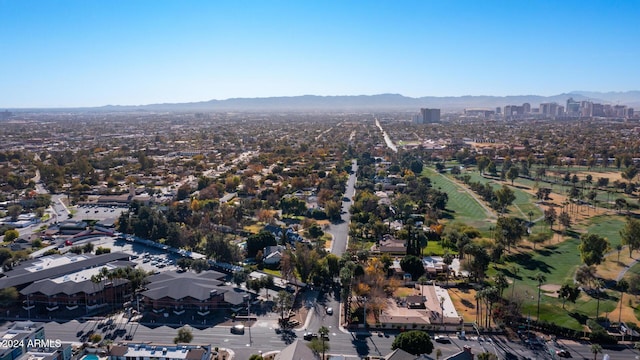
<box><xmin>422</xmin><ymin>167</ymin><xmax>495</xmax><ymax>232</ymax></box>
<box><xmin>584</xmin><ymin>215</ymin><xmax>625</xmax><ymax>247</ymax></box>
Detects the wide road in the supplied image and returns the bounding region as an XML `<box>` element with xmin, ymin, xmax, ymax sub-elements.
<box><xmin>41</xmin><ymin>317</ymin><xmax>640</xmax><ymax>360</ymax></box>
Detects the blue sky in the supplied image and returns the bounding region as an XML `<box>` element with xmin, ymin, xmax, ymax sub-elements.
<box><xmin>1</xmin><ymin>0</ymin><xmax>639</xmax><ymax>107</ymax></box>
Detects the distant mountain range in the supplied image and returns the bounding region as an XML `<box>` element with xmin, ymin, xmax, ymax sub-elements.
<box><xmin>11</xmin><ymin>91</ymin><xmax>640</xmax><ymax>112</ymax></box>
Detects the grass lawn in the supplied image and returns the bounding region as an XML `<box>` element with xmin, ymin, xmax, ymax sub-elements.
<box><xmin>421</xmin><ymin>167</ymin><xmax>495</xmax><ymax>232</ymax></box>
<box><xmin>244</xmin><ymin>223</ymin><xmax>264</xmax><ymax>234</ymax></box>
<box><xmin>261</xmin><ymin>268</ymin><xmax>282</xmax><ymax>278</ymax></box>
<box><xmin>423</xmin><ymin>240</ymin><xmax>452</xmax><ymax>256</ymax></box>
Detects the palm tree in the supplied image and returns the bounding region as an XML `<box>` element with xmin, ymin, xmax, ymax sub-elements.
<box><xmin>494</xmin><ymin>274</ymin><xmax>508</xmax><ymax>298</ymax></box>
<box><xmin>318</xmin><ymin>326</ymin><xmax>329</xmax><ymax>360</ymax></box>
<box><xmin>483</xmin><ymin>287</ymin><xmax>499</xmax><ymax>329</ymax></box>
<box><xmin>618</xmin><ymin>279</ymin><xmax>629</xmax><ymax>325</ymax></box>
<box><xmin>590</xmin><ymin>344</ymin><xmax>602</xmax><ymax>360</ymax></box>
<box><xmin>510</xmin><ymin>265</ymin><xmax>520</xmax><ymax>299</ymax></box>
<box><xmin>594</xmin><ymin>278</ymin><xmax>604</xmax><ymax>318</ymax></box>
<box><xmin>475</xmin><ymin>290</ymin><xmax>484</xmax><ymax>327</ymax></box>
<box><xmin>442</xmin><ymin>252</ymin><xmax>454</xmax><ymax>285</ymax></box>
<box><xmin>535</xmin><ymin>272</ymin><xmax>546</xmax><ymax>320</ymax></box>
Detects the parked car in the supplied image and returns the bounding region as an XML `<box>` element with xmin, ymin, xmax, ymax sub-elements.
<box><xmin>325</xmin><ymin>307</ymin><xmax>333</xmax><ymax>315</ymax></box>
<box><xmin>434</xmin><ymin>336</ymin><xmax>451</xmax><ymax>344</ymax></box>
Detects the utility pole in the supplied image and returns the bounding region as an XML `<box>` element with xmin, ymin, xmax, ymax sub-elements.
<box><xmin>247</xmin><ymin>297</ymin><xmax>252</xmax><ymax>344</ymax></box>
<box><xmin>363</xmin><ymin>297</ymin><xmax>367</xmax><ymax>329</ymax></box>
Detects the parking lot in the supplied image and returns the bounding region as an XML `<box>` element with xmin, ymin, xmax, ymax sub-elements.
<box><xmin>76</xmin><ymin>203</ymin><xmax>127</xmax><ymax>222</ymax></box>
<box><xmin>68</xmin><ymin>235</ymin><xmax>179</xmax><ymax>273</ymax></box>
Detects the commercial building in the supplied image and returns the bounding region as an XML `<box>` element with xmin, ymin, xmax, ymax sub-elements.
<box><xmin>0</xmin><ymin>253</ymin><xmax>134</xmax><ymax>314</ymax></box>
<box><xmin>108</xmin><ymin>343</ymin><xmax>212</xmax><ymax>360</ymax></box>
<box><xmin>0</xmin><ymin>322</ymin><xmax>72</xmax><ymax>360</ymax></box>
<box><xmin>140</xmin><ymin>271</ymin><xmax>253</xmax><ymax>315</ymax></box>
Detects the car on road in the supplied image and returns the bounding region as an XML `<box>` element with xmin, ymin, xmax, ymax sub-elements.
<box><xmin>303</xmin><ymin>332</ymin><xmax>318</xmax><ymax>340</ymax></box>
<box><xmin>434</xmin><ymin>336</ymin><xmax>451</xmax><ymax>343</ymax></box>
<box><xmin>326</xmin><ymin>307</ymin><xmax>333</xmax><ymax>315</ymax></box>
<box><xmin>230</xmin><ymin>324</ymin><xmax>245</xmax><ymax>334</ymax></box>
<box><xmin>556</xmin><ymin>350</ymin><xmax>570</xmax><ymax>358</ymax></box>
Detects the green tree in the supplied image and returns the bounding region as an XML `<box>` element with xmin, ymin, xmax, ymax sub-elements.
<box><xmin>391</xmin><ymin>330</ymin><xmax>433</xmax><ymax>355</ymax></box>
<box><xmin>578</xmin><ymin>233</ymin><xmax>610</xmax><ymax>266</ymax></box>
<box><xmin>325</xmin><ymin>200</ymin><xmax>342</xmax><ymax>221</ymax></box>
<box><xmin>590</xmin><ymin>344</ymin><xmax>602</xmax><ymax>360</ymax></box>
<box><xmin>177</xmin><ymin>257</ymin><xmax>193</xmax><ymax>271</ymax></box>
<box><xmin>191</xmin><ymin>258</ymin><xmax>210</xmax><ymax>273</ymax></box>
<box><xmin>95</xmin><ymin>247</ymin><xmax>111</xmax><ymax>255</ymax></box>
<box><xmin>308</xmin><ymin>224</ymin><xmax>324</xmax><ymax>239</ymax></box>
<box><xmin>494</xmin><ymin>185</ymin><xmax>516</xmax><ymax>213</ymax></box>
<box><xmin>496</xmin><ymin>217</ymin><xmax>526</xmax><ymax>252</ymax></box>
<box><xmin>7</xmin><ymin>205</ymin><xmax>22</xmax><ymax>222</ymax></box>
<box><xmin>308</xmin><ymin>338</ymin><xmax>330</xmax><ymax>357</ymax></box>
<box><xmin>173</xmin><ymin>326</ymin><xmax>193</xmax><ymax>344</ymax></box>
<box><xmin>89</xmin><ymin>333</ymin><xmax>102</xmax><ymax>344</ymax></box>
<box><xmin>409</xmin><ymin>160</ymin><xmax>423</xmax><ymax>175</ymax></box>
<box><xmin>274</xmin><ymin>290</ymin><xmax>294</xmax><ymax>323</ymax></box>
<box><xmin>558</xmin><ymin>284</ymin><xmax>580</xmax><ymax>309</ymax></box>
<box><xmin>506</xmin><ymin>167</ymin><xmax>519</xmax><ymax>186</ymax></box>
<box><xmin>477</xmin><ymin>156</ymin><xmax>489</xmax><ymax>175</ymax></box>
<box><xmin>544</xmin><ymin>207</ymin><xmax>557</xmax><ymax>230</ymax></box>
<box><xmin>246</xmin><ymin>231</ymin><xmax>277</xmax><ymax>258</ymax></box>
<box><xmin>248</xmin><ymin>355</ymin><xmax>263</xmax><ymax>360</ymax></box>
<box><xmin>294</xmin><ymin>244</ymin><xmax>319</xmax><ymax>284</ymax></box>
<box><xmin>0</xmin><ymin>287</ymin><xmax>19</xmax><ymax>307</ymax></box>
<box><xmin>620</xmin><ymin>218</ymin><xmax>640</xmax><ymax>257</ymax></box>
<box><xmin>3</xmin><ymin>229</ymin><xmax>19</xmax><ymax>243</ymax></box>
<box><xmin>400</xmin><ymin>255</ymin><xmax>425</xmax><ymax>280</ymax></box>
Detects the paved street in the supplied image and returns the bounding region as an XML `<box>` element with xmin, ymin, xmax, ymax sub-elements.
<box><xmin>327</xmin><ymin>159</ymin><xmax>357</xmax><ymax>257</ymax></box>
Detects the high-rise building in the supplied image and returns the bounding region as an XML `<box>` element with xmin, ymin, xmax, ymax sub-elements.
<box><xmin>580</xmin><ymin>101</ymin><xmax>593</xmax><ymax>117</ymax></box>
<box><xmin>566</xmin><ymin>98</ymin><xmax>580</xmax><ymax>116</ymax></box>
<box><xmin>539</xmin><ymin>102</ymin><xmax>560</xmax><ymax>116</ymax></box>
<box><xmin>419</xmin><ymin>108</ymin><xmax>440</xmax><ymax>123</ymax></box>
<box><xmin>522</xmin><ymin>103</ymin><xmax>531</xmax><ymax>114</ymax></box>
<box><xmin>592</xmin><ymin>103</ymin><xmax>605</xmax><ymax>117</ymax></box>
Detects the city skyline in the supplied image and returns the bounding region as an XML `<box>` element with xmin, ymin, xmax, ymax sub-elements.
<box><xmin>1</xmin><ymin>0</ymin><xmax>639</xmax><ymax>108</ymax></box>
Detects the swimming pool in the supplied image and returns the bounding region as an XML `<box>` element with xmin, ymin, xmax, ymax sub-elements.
<box><xmin>82</xmin><ymin>354</ymin><xmax>99</xmax><ymax>360</ymax></box>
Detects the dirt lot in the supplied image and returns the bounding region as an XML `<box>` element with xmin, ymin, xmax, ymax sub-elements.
<box><xmin>448</xmin><ymin>287</ymin><xmax>478</xmax><ymax>323</ymax></box>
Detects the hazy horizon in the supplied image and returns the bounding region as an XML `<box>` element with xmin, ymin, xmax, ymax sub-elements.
<box><xmin>2</xmin><ymin>0</ymin><xmax>639</xmax><ymax>108</ymax></box>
